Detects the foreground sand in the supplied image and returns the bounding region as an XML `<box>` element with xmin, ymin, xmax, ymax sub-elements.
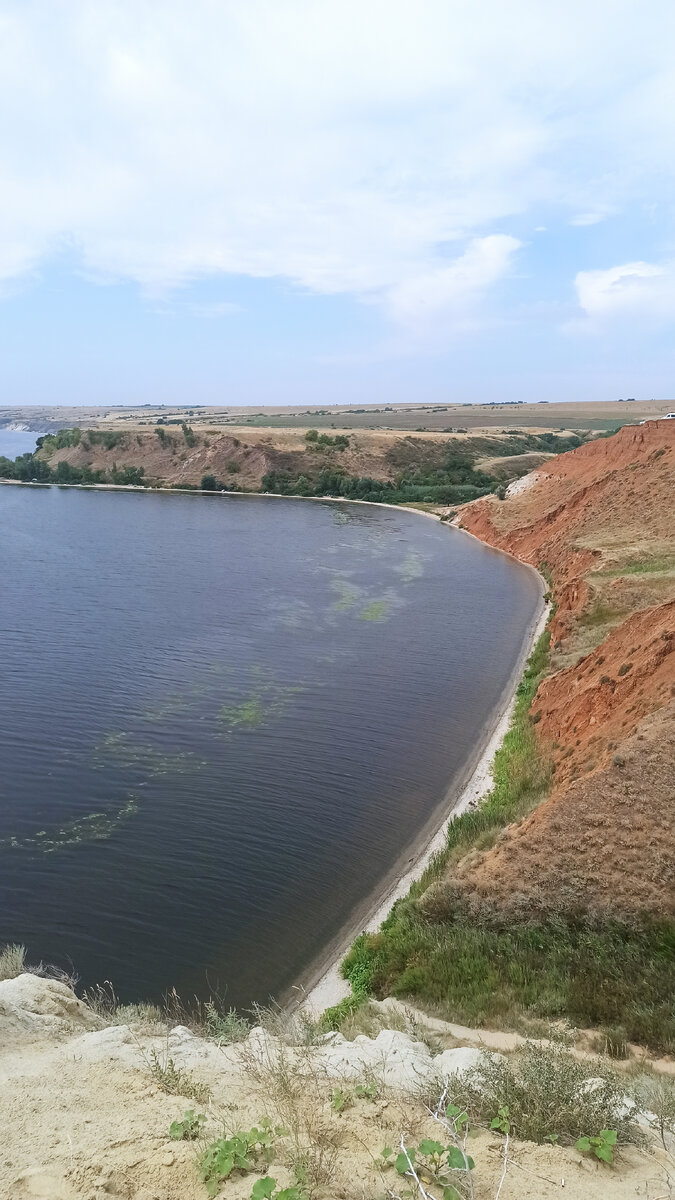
<box><xmin>2</xmin><ymin>974</ymin><xmax>672</xmax><ymax>1200</ymax></box>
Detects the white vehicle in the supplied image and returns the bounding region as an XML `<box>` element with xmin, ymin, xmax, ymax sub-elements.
<box><xmin>665</xmin><ymin>411</ymin><xmax>675</xmax><ymax>419</ymax></box>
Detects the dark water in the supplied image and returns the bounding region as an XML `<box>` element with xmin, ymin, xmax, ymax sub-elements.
<box><xmin>0</xmin><ymin>429</ymin><xmax>39</xmax><ymax>461</ymax></box>
<box><xmin>0</xmin><ymin>486</ymin><xmax>540</xmax><ymax>1008</ymax></box>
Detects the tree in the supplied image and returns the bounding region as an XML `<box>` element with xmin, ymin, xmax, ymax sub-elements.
<box><xmin>201</xmin><ymin>474</ymin><xmax>217</xmax><ymax>490</ymax></box>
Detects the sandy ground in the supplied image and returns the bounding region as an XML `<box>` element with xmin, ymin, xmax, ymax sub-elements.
<box><xmin>2</xmin><ymin>977</ymin><xmax>672</xmax><ymax>1200</ymax></box>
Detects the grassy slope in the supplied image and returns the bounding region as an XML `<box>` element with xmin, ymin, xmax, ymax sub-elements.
<box><xmin>327</xmin><ymin>617</ymin><xmax>674</xmax><ymax>1052</ymax></box>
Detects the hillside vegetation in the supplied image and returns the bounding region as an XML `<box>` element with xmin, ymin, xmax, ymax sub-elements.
<box><xmin>0</xmin><ymin>424</ymin><xmax>586</xmax><ymax>506</ymax></box>
<box><xmin>334</xmin><ymin>421</ymin><xmax>675</xmax><ymax>1053</ymax></box>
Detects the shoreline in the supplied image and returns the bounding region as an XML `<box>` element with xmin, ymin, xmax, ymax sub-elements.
<box><xmin>297</xmin><ymin>580</ymin><xmax>548</xmax><ymax>1015</ymax></box>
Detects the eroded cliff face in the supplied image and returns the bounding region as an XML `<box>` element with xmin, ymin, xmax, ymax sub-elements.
<box><xmin>457</xmin><ymin>421</ymin><xmax>675</xmax><ymax>920</ymax></box>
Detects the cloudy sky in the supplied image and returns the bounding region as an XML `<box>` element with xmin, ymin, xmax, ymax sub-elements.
<box><xmin>1</xmin><ymin>0</ymin><xmax>674</xmax><ymax>406</ymax></box>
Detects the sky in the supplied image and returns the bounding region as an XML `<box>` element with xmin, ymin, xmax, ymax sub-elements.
<box><xmin>1</xmin><ymin>0</ymin><xmax>675</xmax><ymax>407</ymax></box>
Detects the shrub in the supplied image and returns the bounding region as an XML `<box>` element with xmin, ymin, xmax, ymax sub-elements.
<box><xmin>0</xmin><ymin>943</ymin><xmax>26</xmax><ymax>980</ymax></box>
<box><xmin>454</xmin><ymin>1042</ymin><xmax>639</xmax><ymax>1147</ymax></box>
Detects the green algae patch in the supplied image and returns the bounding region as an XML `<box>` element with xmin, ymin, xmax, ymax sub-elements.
<box><xmin>395</xmin><ymin>551</ymin><xmax>425</xmax><ymax>582</ymax></box>
<box><xmin>331</xmin><ymin>579</ymin><xmax>362</xmax><ymax>613</ymax></box>
<box><xmin>359</xmin><ymin>599</ymin><xmax>390</xmax><ymax>621</ymax></box>
<box><xmin>219</xmin><ymin>696</ymin><xmax>265</xmax><ymax>729</ymax></box>
<box><xmin>0</xmin><ymin>793</ymin><xmax>140</xmax><ymax>854</ymax></box>
<box><xmin>93</xmin><ymin>733</ymin><xmax>204</xmax><ymax>776</ymax></box>
<box><xmin>218</xmin><ymin>674</ymin><xmax>305</xmax><ymax>735</ymax></box>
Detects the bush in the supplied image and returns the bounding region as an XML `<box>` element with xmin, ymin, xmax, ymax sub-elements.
<box><xmin>454</xmin><ymin>1042</ymin><xmax>639</xmax><ymax>1147</ymax></box>
<box><xmin>201</xmin><ymin>474</ymin><xmax>218</xmax><ymax>491</ymax></box>
<box><xmin>0</xmin><ymin>943</ymin><xmax>26</xmax><ymax>981</ymax></box>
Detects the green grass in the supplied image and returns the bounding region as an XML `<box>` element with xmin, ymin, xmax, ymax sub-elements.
<box><xmin>326</xmin><ymin>623</ymin><xmax>675</xmax><ymax>1053</ymax></box>
<box><xmin>591</xmin><ymin>556</ymin><xmax>675</xmax><ymax>579</ymax></box>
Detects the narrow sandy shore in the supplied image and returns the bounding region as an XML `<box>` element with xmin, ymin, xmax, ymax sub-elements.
<box><xmin>299</xmin><ymin>551</ymin><xmax>548</xmax><ymax>1014</ymax></box>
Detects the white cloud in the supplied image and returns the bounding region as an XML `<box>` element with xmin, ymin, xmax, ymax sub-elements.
<box><xmin>387</xmin><ymin>236</ymin><xmax>521</xmax><ymax>332</ymax></box>
<box><xmin>0</xmin><ymin>0</ymin><xmax>674</xmax><ymax>332</ymax></box>
<box><xmin>570</xmin><ymin>212</ymin><xmax>608</xmax><ymax>226</ymax></box>
<box><xmin>575</xmin><ymin>260</ymin><xmax>675</xmax><ymax>323</ymax></box>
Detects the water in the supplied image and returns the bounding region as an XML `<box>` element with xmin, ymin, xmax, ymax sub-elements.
<box><xmin>0</xmin><ymin>486</ymin><xmax>540</xmax><ymax>1008</ymax></box>
<box><xmin>0</xmin><ymin>429</ymin><xmax>39</xmax><ymax>460</ymax></box>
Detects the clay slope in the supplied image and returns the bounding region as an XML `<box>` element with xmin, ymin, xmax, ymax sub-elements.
<box><xmin>458</xmin><ymin>420</ymin><xmax>675</xmax><ymax>920</ymax></box>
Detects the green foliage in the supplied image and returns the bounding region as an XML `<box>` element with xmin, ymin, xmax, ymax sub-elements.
<box><xmin>455</xmin><ymin>1043</ymin><xmax>638</xmax><ymax>1146</ymax></box>
<box><xmin>575</xmin><ymin>1129</ymin><xmax>617</xmax><ymax>1164</ymax></box>
<box><xmin>490</xmin><ymin>1105</ymin><xmax>511</xmax><ymax>1135</ymax></box>
<box><xmin>37</xmin><ymin>427</ymin><xmax>82</xmax><ymax>451</ymax></box>
<box><xmin>86</xmin><ymin>429</ymin><xmax>125</xmax><ymax>450</ymax></box>
<box><xmin>204</xmin><ymin>1000</ymin><xmax>250</xmax><ymax>1044</ymax></box>
<box><xmin>148</xmin><ymin>1050</ymin><xmax>210</xmax><ymax>1104</ymax></box>
<box><xmin>330</xmin><ymin>1087</ymin><xmax>351</xmax><ymax>1112</ymax></box>
<box><xmin>201</xmin><ymin>474</ymin><xmax>218</xmax><ymax>490</ymax></box>
<box><xmin>250</xmin><ymin>1179</ymin><xmax>306</xmax><ymax>1200</ymax></box>
<box><xmin>333</xmin><ymin>623</ymin><xmax>675</xmax><ymax>1050</ymax></box>
<box><xmin>182</xmin><ymin>421</ymin><xmax>197</xmax><ymax>447</ymax></box>
<box><xmin>199</xmin><ymin>1122</ymin><xmax>279</xmax><ymax>1197</ymax></box>
<box><xmin>169</xmin><ymin>1110</ymin><xmax>206</xmax><ymax>1140</ymax></box>
<box><xmin>388</xmin><ymin>1137</ymin><xmax>474</xmax><ymax>1193</ymax></box>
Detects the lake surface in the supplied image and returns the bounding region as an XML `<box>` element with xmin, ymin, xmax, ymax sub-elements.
<box><xmin>0</xmin><ymin>429</ymin><xmax>39</xmax><ymax>460</ymax></box>
<box><xmin>0</xmin><ymin>486</ymin><xmax>540</xmax><ymax>1008</ymax></box>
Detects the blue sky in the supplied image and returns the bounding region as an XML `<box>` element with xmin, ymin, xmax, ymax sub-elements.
<box><xmin>1</xmin><ymin>0</ymin><xmax>675</xmax><ymax>407</ymax></box>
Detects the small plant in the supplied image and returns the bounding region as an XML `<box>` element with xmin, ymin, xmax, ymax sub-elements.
<box><xmin>250</xmin><ymin>1178</ymin><xmax>307</xmax><ymax>1200</ymax></box>
<box><xmin>490</xmin><ymin>1105</ymin><xmax>511</xmax><ymax>1135</ymax></box>
<box><xmin>330</xmin><ymin>1087</ymin><xmax>352</xmax><ymax>1113</ymax></box>
<box><xmin>149</xmin><ymin>1049</ymin><xmax>210</xmax><ymax>1104</ymax></box>
<box><xmin>205</xmin><ymin>1000</ymin><xmax>250</xmax><ymax>1044</ymax></box>
<box><xmin>354</xmin><ymin>1080</ymin><xmax>379</xmax><ymax>1101</ymax></box>
<box><xmin>200</xmin><ymin>1124</ymin><xmax>279</xmax><ymax>1196</ymax></box>
<box><xmin>575</xmin><ymin>1129</ymin><xmax>617</xmax><ymax>1164</ymax></box>
<box><xmin>169</xmin><ymin>1110</ymin><xmax>206</xmax><ymax>1140</ymax></box>
<box><xmin>390</xmin><ymin>1138</ymin><xmax>475</xmax><ymax>1195</ymax></box>
<box><xmin>0</xmin><ymin>943</ymin><xmax>26</xmax><ymax>981</ymax></box>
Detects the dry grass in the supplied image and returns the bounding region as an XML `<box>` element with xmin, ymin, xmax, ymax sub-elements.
<box><xmin>0</xmin><ymin>943</ymin><xmax>26</xmax><ymax>981</ymax></box>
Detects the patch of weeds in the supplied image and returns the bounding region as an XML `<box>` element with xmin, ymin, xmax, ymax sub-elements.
<box><xmin>83</xmin><ymin>980</ymin><xmax>164</xmax><ymax>1026</ymax></box>
<box><xmin>149</xmin><ymin>1049</ymin><xmax>210</xmax><ymax>1104</ymax></box>
<box><xmin>199</xmin><ymin>1124</ymin><xmax>278</xmax><ymax>1196</ymax></box>
<box><xmin>592</xmin><ymin>1025</ymin><xmax>629</xmax><ymax>1059</ymax></box>
<box><xmin>383</xmin><ymin>1136</ymin><xmax>475</xmax><ymax>1198</ymax></box>
<box><xmin>330</xmin><ymin>1087</ymin><xmax>352</xmax><ymax>1113</ymax></box>
<box><xmin>169</xmin><ymin>1110</ymin><xmax>206</xmax><ymax>1140</ymax></box>
<box><xmin>617</xmin><ymin>662</ymin><xmax>633</xmax><ymax>677</ymax></box>
<box><xmin>451</xmin><ymin>1042</ymin><xmax>640</xmax><ymax>1146</ymax></box>
<box><xmin>0</xmin><ymin>943</ymin><xmax>26</xmax><ymax>980</ymax></box>
<box><xmin>631</xmin><ymin>1074</ymin><xmax>675</xmax><ymax>1150</ymax></box>
<box><xmin>205</xmin><ymin>1001</ymin><xmax>251</xmax><ymax>1044</ymax></box>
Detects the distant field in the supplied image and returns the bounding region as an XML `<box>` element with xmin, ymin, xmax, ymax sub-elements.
<box><xmin>0</xmin><ymin>398</ymin><xmax>671</xmax><ymax>435</ymax></box>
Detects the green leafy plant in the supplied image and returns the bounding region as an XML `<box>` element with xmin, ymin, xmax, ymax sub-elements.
<box><xmin>250</xmin><ymin>1178</ymin><xmax>307</xmax><ymax>1200</ymax></box>
<box><xmin>354</xmin><ymin>1080</ymin><xmax>379</xmax><ymax>1101</ymax></box>
<box><xmin>575</xmin><ymin>1129</ymin><xmax>617</xmax><ymax>1164</ymax></box>
<box><xmin>149</xmin><ymin>1050</ymin><xmax>210</xmax><ymax>1104</ymax></box>
<box><xmin>330</xmin><ymin>1087</ymin><xmax>351</xmax><ymax>1113</ymax></box>
<box><xmin>169</xmin><ymin>1110</ymin><xmax>206</xmax><ymax>1141</ymax></box>
<box><xmin>199</xmin><ymin>1123</ymin><xmax>279</xmax><ymax>1196</ymax></box>
<box><xmin>392</xmin><ymin>1138</ymin><xmax>475</xmax><ymax>1195</ymax></box>
<box><xmin>490</xmin><ymin>1105</ymin><xmax>511</xmax><ymax>1135</ymax></box>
